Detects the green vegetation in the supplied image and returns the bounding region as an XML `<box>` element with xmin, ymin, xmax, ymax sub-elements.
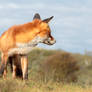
<box><xmin>0</xmin><ymin>48</ymin><xmax>92</xmax><ymax>92</ymax></box>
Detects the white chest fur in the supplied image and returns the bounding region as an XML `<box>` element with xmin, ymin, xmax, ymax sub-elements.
<box><xmin>8</xmin><ymin>36</ymin><xmax>47</xmax><ymax>56</ymax></box>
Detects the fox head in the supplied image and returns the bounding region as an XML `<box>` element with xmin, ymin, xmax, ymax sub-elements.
<box><xmin>33</xmin><ymin>13</ymin><xmax>56</xmax><ymax>45</ymax></box>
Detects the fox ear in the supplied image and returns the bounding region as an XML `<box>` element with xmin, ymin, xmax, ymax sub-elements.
<box><xmin>33</xmin><ymin>13</ymin><xmax>41</xmax><ymax>20</ymax></box>
<box><xmin>43</xmin><ymin>16</ymin><xmax>54</xmax><ymax>23</ymax></box>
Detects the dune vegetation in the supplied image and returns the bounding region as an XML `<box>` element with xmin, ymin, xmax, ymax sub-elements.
<box><xmin>0</xmin><ymin>48</ymin><xmax>92</xmax><ymax>92</ymax></box>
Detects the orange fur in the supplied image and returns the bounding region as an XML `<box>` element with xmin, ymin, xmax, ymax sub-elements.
<box><xmin>0</xmin><ymin>20</ymin><xmax>40</xmax><ymax>51</ymax></box>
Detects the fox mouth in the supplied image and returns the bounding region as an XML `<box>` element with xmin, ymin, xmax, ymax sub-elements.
<box><xmin>44</xmin><ymin>39</ymin><xmax>56</xmax><ymax>45</ymax></box>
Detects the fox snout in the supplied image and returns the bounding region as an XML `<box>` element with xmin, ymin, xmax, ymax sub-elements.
<box><xmin>48</xmin><ymin>37</ymin><xmax>56</xmax><ymax>45</ymax></box>
<box><xmin>44</xmin><ymin>37</ymin><xmax>56</xmax><ymax>45</ymax></box>
<box><xmin>49</xmin><ymin>38</ymin><xmax>56</xmax><ymax>45</ymax></box>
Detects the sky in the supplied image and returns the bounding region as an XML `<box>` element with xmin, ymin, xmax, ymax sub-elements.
<box><xmin>0</xmin><ymin>0</ymin><xmax>92</xmax><ymax>54</ymax></box>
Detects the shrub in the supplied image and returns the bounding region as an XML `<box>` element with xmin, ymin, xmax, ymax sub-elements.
<box><xmin>38</xmin><ymin>52</ymin><xmax>79</xmax><ymax>83</ymax></box>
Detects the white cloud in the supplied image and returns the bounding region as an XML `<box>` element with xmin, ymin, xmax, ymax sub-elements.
<box><xmin>0</xmin><ymin>3</ymin><xmax>45</xmax><ymax>10</ymax></box>
<box><xmin>7</xmin><ymin>3</ymin><xmax>20</xmax><ymax>9</ymax></box>
<box><xmin>0</xmin><ymin>2</ymin><xmax>91</xmax><ymax>13</ymax></box>
<box><xmin>0</xmin><ymin>3</ymin><xmax>19</xmax><ymax>9</ymax></box>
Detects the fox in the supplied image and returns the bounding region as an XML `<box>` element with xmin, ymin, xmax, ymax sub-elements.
<box><xmin>0</xmin><ymin>13</ymin><xmax>56</xmax><ymax>80</ymax></box>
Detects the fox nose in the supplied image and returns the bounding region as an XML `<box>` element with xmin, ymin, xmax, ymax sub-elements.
<box><xmin>50</xmin><ymin>39</ymin><xmax>56</xmax><ymax>45</ymax></box>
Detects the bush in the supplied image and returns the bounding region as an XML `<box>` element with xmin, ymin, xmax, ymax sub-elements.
<box><xmin>38</xmin><ymin>52</ymin><xmax>79</xmax><ymax>83</ymax></box>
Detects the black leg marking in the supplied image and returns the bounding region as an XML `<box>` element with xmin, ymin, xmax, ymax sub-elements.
<box><xmin>0</xmin><ymin>64</ymin><xmax>5</xmax><ymax>76</ymax></box>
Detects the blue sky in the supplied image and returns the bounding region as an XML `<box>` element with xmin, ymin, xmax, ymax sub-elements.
<box><xmin>0</xmin><ymin>0</ymin><xmax>92</xmax><ymax>54</ymax></box>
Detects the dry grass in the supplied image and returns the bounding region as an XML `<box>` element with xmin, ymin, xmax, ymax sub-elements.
<box><xmin>0</xmin><ymin>48</ymin><xmax>92</xmax><ymax>92</ymax></box>
<box><xmin>0</xmin><ymin>79</ymin><xmax>92</xmax><ymax>92</ymax></box>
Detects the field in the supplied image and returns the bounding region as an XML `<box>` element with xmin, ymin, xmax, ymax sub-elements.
<box><xmin>0</xmin><ymin>48</ymin><xmax>92</xmax><ymax>92</ymax></box>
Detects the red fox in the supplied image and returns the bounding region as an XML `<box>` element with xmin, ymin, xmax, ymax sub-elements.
<box><xmin>0</xmin><ymin>13</ymin><xmax>56</xmax><ymax>80</ymax></box>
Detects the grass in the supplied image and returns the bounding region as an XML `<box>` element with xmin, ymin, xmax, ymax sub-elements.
<box><xmin>0</xmin><ymin>79</ymin><xmax>92</xmax><ymax>92</ymax></box>
<box><xmin>0</xmin><ymin>48</ymin><xmax>92</xmax><ymax>92</ymax></box>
